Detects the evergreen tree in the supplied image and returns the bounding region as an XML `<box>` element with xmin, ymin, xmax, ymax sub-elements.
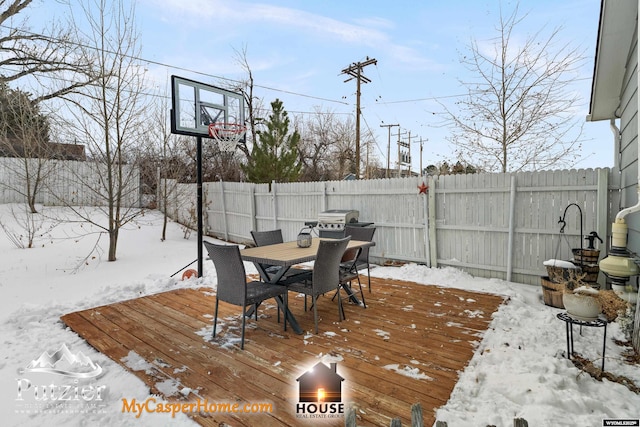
<box><xmin>242</xmin><ymin>99</ymin><xmax>302</xmax><ymax>183</ymax></box>
<box><xmin>0</xmin><ymin>82</ymin><xmax>51</xmax><ymax>156</ymax></box>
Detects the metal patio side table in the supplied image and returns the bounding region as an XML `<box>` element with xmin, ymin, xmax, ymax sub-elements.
<box><xmin>557</xmin><ymin>312</ymin><xmax>607</xmax><ymax>372</ymax></box>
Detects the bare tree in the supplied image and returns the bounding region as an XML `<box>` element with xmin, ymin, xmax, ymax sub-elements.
<box><xmin>135</xmin><ymin>96</ymin><xmax>175</xmax><ymax>241</ymax></box>
<box><xmin>0</xmin><ymin>0</ymin><xmax>95</xmax><ymax>219</ymax></box>
<box><xmin>297</xmin><ymin>108</ymin><xmax>381</xmax><ymax>181</ymax></box>
<box><xmin>441</xmin><ymin>4</ymin><xmax>586</xmax><ymax>173</ymax></box>
<box><xmin>298</xmin><ymin>107</ymin><xmax>340</xmax><ymax>181</ymax></box>
<box><xmin>333</xmin><ymin>116</ymin><xmax>358</xmax><ymax>178</ymax></box>
<box><xmin>0</xmin><ymin>0</ymin><xmax>94</xmax><ymax>102</ymax></box>
<box><xmin>57</xmin><ymin>0</ymin><xmax>150</xmax><ymax>262</ymax></box>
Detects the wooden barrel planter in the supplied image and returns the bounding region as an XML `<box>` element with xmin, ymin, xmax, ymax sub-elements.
<box><xmin>572</xmin><ymin>248</ymin><xmax>600</xmax><ymax>264</ymax></box>
<box><xmin>540</xmin><ymin>276</ymin><xmax>565</xmax><ymax>308</ymax></box>
<box><xmin>572</xmin><ymin>248</ymin><xmax>601</xmax><ymax>286</ymax></box>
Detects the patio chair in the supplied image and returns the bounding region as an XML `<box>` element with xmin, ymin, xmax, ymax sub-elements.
<box><xmin>250</xmin><ymin>229</ymin><xmax>311</xmax><ymax>283</ymax></box>
<box><xmin>345</xmin><ymin>226</ymin><xmax>376</xmax><ymax>293</ymax></box>
<box><xmin>337</xmin><ymin>246</ymin><xmax>366</xmax><ymax>310</ymax></box>
<box><xmin>203</xmin><ymin>241</ymin><xmax>288</xmax><ymax>350</ymax></box>
<box><xmin>288</xmin><ymin>236</ymin><xmax>351</xmax><ymax>334</ymax></box>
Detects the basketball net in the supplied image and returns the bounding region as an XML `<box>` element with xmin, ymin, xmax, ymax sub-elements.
<box><xmin>208</xmin><ymin>123</ymin><xmax>246</xmax><ymax>152</ymax></box>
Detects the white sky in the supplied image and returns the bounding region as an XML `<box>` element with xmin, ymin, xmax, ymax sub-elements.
<box><xmin>26</xmin><ymin>0</ymin><xmax>612</xmax><ymax>171</ymax></box>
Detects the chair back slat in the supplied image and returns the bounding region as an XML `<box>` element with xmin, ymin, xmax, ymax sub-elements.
<box><xmin>345</xmin><ymin>226</ymin><xmax>376</xmax><ymax>263</ymax></box>
<box><xmin>203</xmin><ymin>242</ymin><xmax>246</xmax><ymax>306</ymax></box>
<box><xmin>313</xmin><ymin>236</ymin><xmax>350</xmax><ymax>295</ymax></box>
<box><xmin>251</xmin><ymin>229</ymin><xmax>284</xmax><ymax>247</ymax></box>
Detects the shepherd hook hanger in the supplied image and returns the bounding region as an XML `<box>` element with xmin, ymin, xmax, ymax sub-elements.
<box><xmin>558</xmin><ymin>203</ymin><xmax>583</xmax><ymax>253</ymax></box>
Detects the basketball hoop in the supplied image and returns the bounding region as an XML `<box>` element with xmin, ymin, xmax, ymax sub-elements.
<box><xmin>208</xmin><ymin>122</ymin><xmax>246</xmax><ymax>152</ymax></box>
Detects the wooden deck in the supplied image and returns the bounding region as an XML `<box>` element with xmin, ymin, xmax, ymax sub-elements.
<box><xmin>61</xmin><ymin>276</ymin><xmax>505</xmax><ymax>426</ymax></box>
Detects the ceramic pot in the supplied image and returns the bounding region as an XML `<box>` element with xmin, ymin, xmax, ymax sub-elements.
<box><xmin>562</xmin><ymin>292</ymin><xmax>602</xmax><ymax>321</ymax></box>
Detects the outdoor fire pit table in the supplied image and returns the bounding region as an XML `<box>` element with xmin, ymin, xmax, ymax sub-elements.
<box><xmin>557</xmin><ymin>312</ymin><xmax>607</xmax><ymax>372</ymax></box>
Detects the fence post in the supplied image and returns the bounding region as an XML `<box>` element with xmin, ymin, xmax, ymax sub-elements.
<box><xmin>390</xmin><ymin>418</ymin><xmax>402</xmax><ymax>427</ymax></box>
<box><xmin>506</xmin><ymin>175</ymin><xmax>517</xmax><ymax>282</ymax></box>
<box><xmin>411</xmin><ymin>402</ymin><xmax>423</xmax><ymax>427</ymax></box>
<box><xmin>219</xmin><ymin>179</ymin><xmax>229</xmax><ymax>241</ymax></box>
<box><xmin>422</xmin><ymin>182</ymin><xmax>430</xmax><ymax>267</ymax></box>
<box><xmin>428</xmin><ymin>175</ymin><xmax>437</xmax><ymax>267</ymax></box>
<box><xmin>513</xmin><ymin>418</ymin><xmax>528</xmax><ymax>427</ymax></box>
<box><xmin>250</xmin><ymin>183</ymin><xmax>257</xmax><ymax>235</ymax></box>
<box><xmin>272</xmin><ymin>180</ymin><xmax>278</xmax><ymax>229</ymax></box>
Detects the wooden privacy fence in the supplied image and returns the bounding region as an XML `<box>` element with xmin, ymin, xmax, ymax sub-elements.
<box><xmin>161</xmin><ymin>168</ymin><xmax>615</xmax><ymax>286</ymax></box>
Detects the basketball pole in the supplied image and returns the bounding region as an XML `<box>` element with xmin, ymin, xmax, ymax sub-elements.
<box><xmin>197</xmin><ymin>135</ymin><xmax>204</xmax><ymax>278</ymax></box>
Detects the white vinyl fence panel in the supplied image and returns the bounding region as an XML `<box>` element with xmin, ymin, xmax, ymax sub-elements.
<box><xmin>0</xmin><ymin>157</ymin><xmax>140</xmax><ymax>207</ymax></box>
<box><xmin>434</xmin><ymin>169</ymin><xmax>611</xmax><ymax>285</ymax></box>
<box><xmin>161</xmin><ymin>168</ymin><xmax>614</xmax><ymax>286</ymax></box>
<box><xmin>0</xmin><ymin>157</ymin><xmax>616</xmax><ymax>287</ymax></box>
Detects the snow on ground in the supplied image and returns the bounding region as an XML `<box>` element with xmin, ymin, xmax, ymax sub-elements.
<box><xmin>0</xmin><ymin>204</ymin><xmax>638</xmax><ymax>427</ymax></box>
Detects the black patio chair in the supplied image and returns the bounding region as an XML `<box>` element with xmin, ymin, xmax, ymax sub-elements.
<box><xmin>203</xmin><ymin>241</ymin><xmax>288</xmax><ymax>349</ymax></box>
<box><xmin>288</xmin><ymin>236</ymin><xmax>351</xmax><ymax>334</ymax></box>
<box><xmin>345</xmin><ymin>226</ymin><xmax>376</xmax><ymax>293</ymax></box>
<box><xmin>337</xmin><ymin>246</ymin><xmax>366</xmax><ymax>310</ymax></box>
<box><xmin>250</xmin><ymin>229</ymin><xmax>311</xmax><ymax>283</ymax></box>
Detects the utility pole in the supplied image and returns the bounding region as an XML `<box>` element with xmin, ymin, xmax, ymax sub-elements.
<box><xmin>419</xmin><ymin>137</ymin><xmax>425</xmax><ymax>176</ymax></box>
<box><xmin>395</xmin><ymin>128</ymin><xmax>408</xmax><ymax>177</ymax></box>
<box><xmin>398</xmin><ymin>131</ymin><xmax>416</xmax><ymax>177</ymax></box>
<box><xmin>408</xmin><ymin>132</ymin><xmax>419</xmax><ymax>177</ymax></box>
<box><xmin>380</xmin><ymin>123</ymin><xmax>398</xmax><ymax>178</ymax></box>
<box><xmin>341</xmin><ymin>57</ymin><xmax>377</xmax><ymax>179</ymax></box>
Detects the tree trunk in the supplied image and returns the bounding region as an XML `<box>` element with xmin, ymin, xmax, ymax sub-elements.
<box><xmin>108</xmin><ymin>228</ymin><xmax>118</xmax><ymax>261</ymax></box>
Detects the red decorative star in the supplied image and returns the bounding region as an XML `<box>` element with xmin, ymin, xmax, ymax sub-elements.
<box><xmin>418</xmin><ymin>182</ymin><xmax>428</xmax><ymax>194</ymax></box>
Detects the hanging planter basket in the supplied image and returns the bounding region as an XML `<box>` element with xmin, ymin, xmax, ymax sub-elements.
<box><xmin>543</xmin><ymin>259</ymin><xmax>580</xmax><ymax>284</ymax></box>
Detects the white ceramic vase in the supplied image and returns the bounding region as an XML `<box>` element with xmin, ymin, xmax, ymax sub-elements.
<box><xmin>562</xmin><ymin>291</ymin><xmax>602</xmax><ymax>321</ymax></box>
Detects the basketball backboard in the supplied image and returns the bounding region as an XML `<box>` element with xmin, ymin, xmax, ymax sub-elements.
<box><xmin>170</xmin><ymin>75</ymin><xmax>245</xmax><ymax>140</ymax></box>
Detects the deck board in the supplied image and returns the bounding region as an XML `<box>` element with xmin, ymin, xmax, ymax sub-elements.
<box><xmin>61</xmin><ymin>276</ymin><xmax>505</xmax><ymax>426</ymax></box>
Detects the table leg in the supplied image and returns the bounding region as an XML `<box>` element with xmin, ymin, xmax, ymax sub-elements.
<box><xmin>275</xmin><ymin>295</ymin><xmax>302</xmax><ymax>335</ymax></box>
<box><xmin>341</xmin><ymin>283</ymin><xmax>361</xmax><ymax>305</ymax></box>
<box><xmin>245</xmin><ymin>264</ymin><xmax>293</xmax><ymax>323</ymax></box>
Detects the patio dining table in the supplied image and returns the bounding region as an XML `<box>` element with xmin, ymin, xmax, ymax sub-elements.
<box><xmin>240</xmin><ymin>237</ymin><xmax>375</xmax><ymax>334</ymax></box>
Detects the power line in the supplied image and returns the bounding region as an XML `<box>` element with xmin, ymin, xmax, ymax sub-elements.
<box><xmin>0</xmin><ymin>24</ymin><xmax>349</xmax><ymax>106</ymax></box>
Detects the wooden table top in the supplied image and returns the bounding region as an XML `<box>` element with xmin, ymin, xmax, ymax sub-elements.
<box><xmin>240</xmin><ymin>238</ymin><xmax>374</xmax><ymax>266</ymax></box>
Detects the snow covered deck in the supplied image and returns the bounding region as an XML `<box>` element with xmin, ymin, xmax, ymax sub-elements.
<box><xmin>61</xmin><ymin>277</ymin><xmax>505</xmax><ymax>426</ymax></box>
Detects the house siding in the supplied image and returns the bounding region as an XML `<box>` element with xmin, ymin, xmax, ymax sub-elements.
<box><xmin>618</xmin><ymin>24</ymin><xmax>640</xmax><ymax>256</ymax></box>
